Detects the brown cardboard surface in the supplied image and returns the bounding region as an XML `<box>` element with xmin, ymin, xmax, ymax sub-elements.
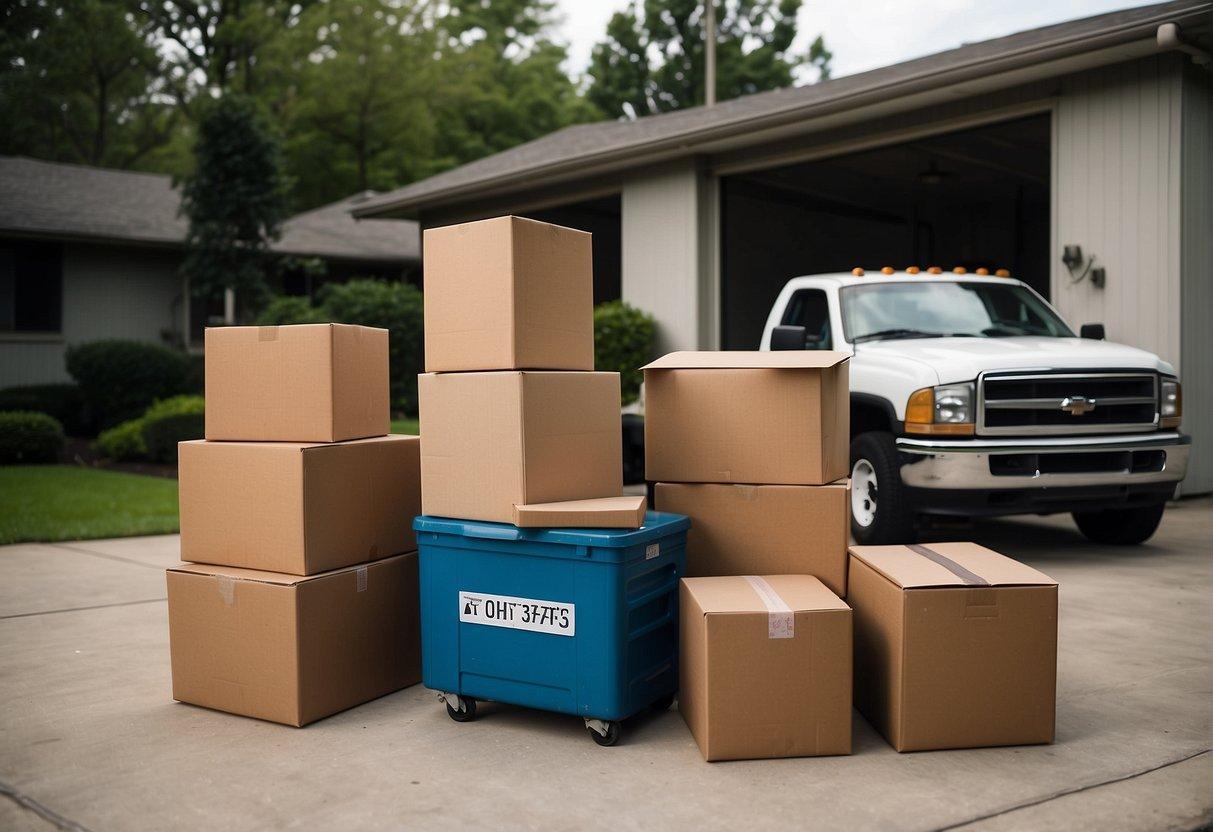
<box><xmin>178</xmin><ymin>435</ymin><xmax>420</xmax><ymax>575</ymax></box>
<box><xmin>679</xmin><ymin>575</ymin><xmax>852</xmax><ymax>761</ymax></box>
<box><xmin>422</xmin><ymin>216</ymin><xmax>593</xmax><ymax>372</ymax></box>
<box><xmin>418</xmin><ymin>371</ymin><xmax>622</xmax><ymax>523</ymax></box>
<box><xmin>847</xmin><ymin>545</ymin><xmax>1058</xmax><ymax>752</ymax></box>
<box><xmin>513</xmin><ymin>495</ymin><xmax>646</xmax><ymax>528</ymax></box>
<box><xmin>167</xmin><ymin>553</ymin><xmax>420</xmax><ymax>727</ymax></box>
<box><xmin>642</xmin><ymin>351</ymin><xmax>849</xmax><ymax>485</ymax></box>
<box><xmin>654</xmin><ymin>481</ymin><xmax>850</xmax><ymax>596</ymax></box>
<box><xmin>204</xmin><ymin>323</ymin><xmax>389</xmax><ymax>442</ymax></box>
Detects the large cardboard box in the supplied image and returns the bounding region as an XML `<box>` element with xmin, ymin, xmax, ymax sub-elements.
<box><xmin>179</xmin><ymin>435</ymin><xmax>420</xmax><ymax>575</ymax></box>
<box><xmin>848</xmin><ymin>542</ymin><xmax>1058</xmax><ymax>752</ymax></box>
<box><xmin>205</xmin><ymin>323</ymin><xmax>389</xmax><ymax>442</ymax></box>
<box><xmin>167</xmin><ymin>553</ymin><xmax>421</xmax><ymax>726</ymax></box>
<box><xmin>418</xmin><ymin>371</ymin><xmax>622</xmax><ymax>523</ymax></box>
<box><xmin>655</xmin><ymin>481</ymin><xmax>849</xmax><ymax>596</ymax></box>
<box><xmin>680</xmin><ymin>575</ymin><xmax>852</xmax><ymax>761</ymax></box>
<box><xmin>422</xmin><ymin>216</ymin><xmax>593</xmax><ymax>372</ymax></box>
<box><xmin>642</xmin><ymin>352</ymin><xmax>849</xmax><ymax>485</ymax></box>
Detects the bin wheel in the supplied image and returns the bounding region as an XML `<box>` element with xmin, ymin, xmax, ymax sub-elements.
<box><xmin>446</xmin><ymin>697</ymin><xmax>477</xmax><ymax>723</ymax></box>
<box><xmin>650</xmin><ymin>693</ymin><xmax>675</xmax><ymax>713</ymax></box>
<box><xmin>589</xmin><ymin>720</ymin><xmax>621</xmax><ymax>747</ymax></box>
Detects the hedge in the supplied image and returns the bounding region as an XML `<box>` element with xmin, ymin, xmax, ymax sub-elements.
<box><xmin>66</xmin><ymin>340</ymin><xmax>194</xmax><ymax>429</ymax></box>
<box><xmin>593</xmin><ymin>301</ymin><xmax>657</xmax><ymax>407</ymax></box>
<box><xmin>0</xmin><ymin>411</ymin><xmax>66</xmax><ymax>464</ymax></box>
<box><xmin>0</xmin><ymin>383</ymin><xmax>90</xmax><ymax>435</ymax></box>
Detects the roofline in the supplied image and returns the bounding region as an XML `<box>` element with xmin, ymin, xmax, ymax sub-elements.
<box><xmin>354</xmin><ymin>2</ymin><xmax>1210</xmax><ymax>219</ymax></box>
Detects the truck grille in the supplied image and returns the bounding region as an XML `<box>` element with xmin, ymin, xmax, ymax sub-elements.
<box><xmin>978</xmin><ymin>372</ymin><xmax>1158</xmax><ymax>436</ymax></box>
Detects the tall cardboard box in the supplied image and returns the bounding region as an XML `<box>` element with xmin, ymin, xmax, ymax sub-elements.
<box><xmin>848</xmin><ymin>542</ymin><xmax>1058</xmax><ymax>752</ymax></box>
<box><xmin>418</xmin><ymin>371</ymin><xmax>622</xmax><ymax>523</ymax></box>
<box><xmin>680</xmin><ymin>575</ymin><xmax>852</xmax><ymax>761</ymax></box>
<box><xmin>167</xmin><ymin>553</ymin><xmax>421</xmax><ymax>726</ymax></box>
<box><xmin>655</xmin><ymin>481</ymin><xmax>850</xmax><ymax>596</ymax></box>
<box><xmin>205</xmin><ymin>323</ymin><xmax>389</xmax><ymax>442</ymax></box>
<box><xmin>642</xmin><ymin>352</ymin><xmax>849</xmax><ymax>485</ymax></box>
<box><xmin>423</xmin><ymin>216</ymin><xmax>594</xmax><ymax>372</ymax></box>
<box><xmin>179</xmin><ymin>435</ymin><xmax>421</xmax><ymax>574</ymax></box>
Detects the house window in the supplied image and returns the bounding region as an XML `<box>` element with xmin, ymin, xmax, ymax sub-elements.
<box><xmin>0</xmin><ymin>242</ymin><xmax>63</xmax><ymax>334</ymax></box>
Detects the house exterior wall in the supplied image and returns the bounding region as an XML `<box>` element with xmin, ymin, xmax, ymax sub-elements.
<box><xmin>0</xmin><ymin>242</ymin><xmax>184</xmax><ymax>388</ymax></box>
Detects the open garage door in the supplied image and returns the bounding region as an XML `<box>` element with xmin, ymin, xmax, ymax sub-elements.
<box><xmin>720</xmin><ymin>114</ymin><xmax>1050</xmax><ymax>349</ymax></box>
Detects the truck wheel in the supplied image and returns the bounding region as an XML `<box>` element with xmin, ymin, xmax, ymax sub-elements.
<box><xmin>1072</xmin><ymin>503</ymin><xmax>1166</xmax><ymax>545</ymax></box>
<box><xmin>850</xmin><ymin>432</ymin><xmax>916</xmax><ymax>545</ymax></box>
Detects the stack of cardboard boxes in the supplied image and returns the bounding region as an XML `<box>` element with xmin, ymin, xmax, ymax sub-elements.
<box><xmin>166</xmin><ymin>323</ymin><xmax>423</xmax><ymax>726</ymax></box>
<box><xmin>417</xmin><ymin>215</ymin><xmax>643</xmax><ymax>526</ymax></box>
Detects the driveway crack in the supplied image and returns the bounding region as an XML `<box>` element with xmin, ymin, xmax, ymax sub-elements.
<box><xmin>0</xmin><ymin>779</ymin><xmax>95</xmax><ymax>832</ymax></box>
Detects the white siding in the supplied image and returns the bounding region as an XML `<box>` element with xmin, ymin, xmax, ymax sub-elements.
<box><xmin>1179</xmin><ymin>63</ymin><xmax>1212</xmax><ymax>495</ymax></box>
<box><xmin>621</xmin><ymin>160</ymin><xmax>715</xmax><ymax>352</ymax></box>
<box><xmin>0</xmin><ymin>243</ymin><xmax>184</xmax><ymax>388</ymax></box>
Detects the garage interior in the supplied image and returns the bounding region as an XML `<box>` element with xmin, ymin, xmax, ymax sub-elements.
<box><xmin>720</xmin><ymin>114</ymin><xmax>1051</xmax><ymax>349</ymax></box>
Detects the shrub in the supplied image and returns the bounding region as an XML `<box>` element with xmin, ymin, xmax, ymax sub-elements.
<box><xmin>66</xmin><ymin>340</ymin><xmax>193</xmax><ymax>429</ymax></box>
<box><xmin>594</xmin><ymin>301</ymin><xmax>657</xmax><ymax>406</ymax></box>
<box><xmin>94</xmin><ymin>419</ymin><xmax>147</xmax><ymax>462</ymax></box>
<box><xmin>255</xmin><ymin>295</ymin><xmax>325</xmax><ymax>326</ymax></box>
<box><xmin>0</xmin><ymin>411</ymin><xmax>66</xmax><ymax>464</ymax></box>
<box><xmin>140</xmin><ymin>395</ymin><xmax>206</xmax><ymax>463</ymax></box>
<box><xmin>318</xmin><ymin>280</ymin><xmax>424</xmax><ymax>414</ymax></box>
<box><xmin>0</xmin><ymin>383</ymin><xmax>90</xmax><ymax>435</ymax></box>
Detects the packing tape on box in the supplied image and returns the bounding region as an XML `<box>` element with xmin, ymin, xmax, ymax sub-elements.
<box><xmin>743</xmin><ymin>576</ymin><xmax>794</xmax><ymax>639</ymax></box>
<box><xmin>908</xmin><ymin>544</ymin><xmax>990</xmax><ymax>586</ymax></box>
<box><xmin>257</xmin><ymin>326</ymin><xmax>279</xmax><ymax>341</ymax></box>
<box><xmin>356</xmin><ymin>566</ymin><xmax>368</xmax><ymax>593</ymax></box>
<box><xmin>215</xmin><ymin>575</ymin><xmax>236</xmax><ymax>606</ymax></box>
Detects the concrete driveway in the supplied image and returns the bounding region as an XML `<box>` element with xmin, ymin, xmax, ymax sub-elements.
<box><xmin>2</xmin><ymin>499</ymin><xmax>1210</xmax><ymax>832</ymax></box>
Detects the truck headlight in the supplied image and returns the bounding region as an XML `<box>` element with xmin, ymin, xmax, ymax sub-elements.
<box><xmin>1160</xmin><ymin>379</ymin><xmax>1182</xmax><ymax>428</ymax></box>
<box><xmin>905</xmin><ymin>383</ymin><xmax>975</xmax><ymax>436</ymax></box>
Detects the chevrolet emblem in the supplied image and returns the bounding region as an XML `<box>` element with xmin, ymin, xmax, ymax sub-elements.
<box><xmin>1060</xmin><ymin>395</ymin><xmax>1096</xmax><ymax>416</ymax></box>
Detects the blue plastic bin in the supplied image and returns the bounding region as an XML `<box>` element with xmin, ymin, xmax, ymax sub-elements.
<box><xmin>414</xmin><ymin>511</ymin><xmax>690</xmax><ymax>746</ymax></box>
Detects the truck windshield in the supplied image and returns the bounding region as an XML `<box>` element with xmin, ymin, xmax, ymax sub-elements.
<box><xmin>840</xmin><ymin>281</ymin><xmax>1074</xmax><ymax>343</ymax></box>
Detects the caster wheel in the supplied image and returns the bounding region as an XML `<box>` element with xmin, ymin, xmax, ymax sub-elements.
<box><xmin>589</xmin><ymin>721</ymin><xmax>621</xmax><ymax>747</ymax></box>
<box><xmin>446</xmin><ymin>697</ymin><xmax>477</xmax><ymax>723</ymax></box>
<box><xmin>650</xmin><ymin>693</ymin><xmax>675</xmax><ymax>713</ymax></box>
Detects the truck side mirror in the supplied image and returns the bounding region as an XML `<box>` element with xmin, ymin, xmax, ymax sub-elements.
<box><xmin>1080</xmin><ymin>323</ymin><xmax>1105</xmax><ymax>340</ymax></box>
<box><xmin>771</xmin><ymin>325</ymin><xmax>807</xmax><ymax>350</ymax></box>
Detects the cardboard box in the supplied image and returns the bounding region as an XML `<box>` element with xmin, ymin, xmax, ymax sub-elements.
<box><xmin>642</xmin><ymin>352</ymin><xmax>849</xmax><ymax>485</ymax></box>
<box><xmin>179</xmin><ymin>435</ymin><xmax>420</xmax><ymax>575</ymax></box>
<box><xmin>205</xmin><ymin>323</ymin><xmax>389</xmax><ymax>442</ymax></box>
<box><xmin>513</xmin><ymin>495</ymin><xmax>646</xmax><ymax>528</ymax></box>
<box><xmin>848</xmin><ymin>542</ymin><xmax>1058</xmax><ymax>752</ymax></box>
<box><xmin>423</xmin><ymin>216</ymin><xmax>593</xmax><ymax>372</ymax></box>
<box><xmin>654</xmin><ymin>481</ymin><xmax>849</xmax><ymax>596</ymax></box>
<box><xmin>680</xmin><ymin>575</ymin><xmax>852</xmax><ymax>761</ymax></box>
<box><xmin>167</xmin><ymin>553</ymin><xmax>420</xmax><ymax>726</ymax></box>
<box><xmin>418</xmin><ymin>371</ymin><xmax>622</xmax><ymax>523</ymax></box>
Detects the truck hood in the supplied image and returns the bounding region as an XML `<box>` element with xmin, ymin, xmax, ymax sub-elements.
<box><xmin>852</xmin><ymin>336</ymin><xmax>1175</xmax><ymax>385</ymax></box>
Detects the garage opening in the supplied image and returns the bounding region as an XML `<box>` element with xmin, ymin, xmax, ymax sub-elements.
<box><xmin>720</xmin><ymin>114</ymin><xmax>1050</xmax><ymax>349</ymax></box>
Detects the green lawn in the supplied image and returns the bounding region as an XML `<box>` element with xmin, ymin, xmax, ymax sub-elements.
<box><xmin>0</xmin><ymin>465</ymin><xmax>180</xmax><ymax>545</ymax></box>
<box><xmin>391</xmin><ymin>417</ymin><xmax>420</xmax><ymax>435</ymax></box>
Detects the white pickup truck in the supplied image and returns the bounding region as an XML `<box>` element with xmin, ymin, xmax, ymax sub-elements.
<box><xmin>760</xmin><ymin>269</ymin><xmax>1190</xmax><ymax>545</ymax></box>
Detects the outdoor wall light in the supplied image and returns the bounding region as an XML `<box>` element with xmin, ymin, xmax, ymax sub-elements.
<box><xmin>1062</xmin><ymin>244</ymin><xmax>1103</xmax><ymax>288</ymax></box>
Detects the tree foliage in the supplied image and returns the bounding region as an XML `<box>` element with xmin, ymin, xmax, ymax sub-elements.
<box><xmin>179</xmin><ymin>95</ymin><xmax>289</xmax><ymax>304</ymax></box>
<box><xmin>588</xmin><ymin>0</ymin><xmax>832</xmax><ymax>119</ymax></box>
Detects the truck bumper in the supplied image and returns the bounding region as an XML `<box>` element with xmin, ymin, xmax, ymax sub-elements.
<box><xmin>896</xmin><ymin>431</ymin><xmax>1190</xmax><ymax>517</ymax></box>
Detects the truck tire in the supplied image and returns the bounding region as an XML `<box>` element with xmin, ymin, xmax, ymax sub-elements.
<box><xmin>850</xmin><ymin>432</ymin><xmax>916</xmax><ymax>545</ymax></box>
<box><xmin>1072</xmin><ymin>503</ymin><xmax>1166</xmax><ymax>545</ymax></box>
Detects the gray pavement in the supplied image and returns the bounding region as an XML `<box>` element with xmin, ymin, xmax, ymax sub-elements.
<box><xmin>1</xmin><ymin>499</ymin><xmax>1210</xmax><ymax>832</ymax></box>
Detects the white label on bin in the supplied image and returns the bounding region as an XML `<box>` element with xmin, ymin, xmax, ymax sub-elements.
<box><xmin>458</xmin><ymin>591</ymin><xmax>575</xmax><ymax>637</ymax></box>
<box><xmin>645</xmin><ymin>543</ymin><xmax>660</xmax><ymax>560</ymax></box>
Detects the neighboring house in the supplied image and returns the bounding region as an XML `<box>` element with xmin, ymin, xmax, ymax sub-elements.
<box><xmin>355</xmin><ymin>0</ymin><xmax>1213</xmax><ymax>494</ymax></box>
<box><xmin>0</xmin><ymin>157</ymin><xmax>419</xmax><ymax>388</ymax></box>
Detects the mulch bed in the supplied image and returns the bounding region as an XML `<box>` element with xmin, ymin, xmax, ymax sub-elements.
<box><xmin>65</xmin><ymin>438</ymin><xmax>179</xmax><ymax>479</ymax></box>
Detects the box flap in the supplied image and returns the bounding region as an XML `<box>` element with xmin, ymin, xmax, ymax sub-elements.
<box><xmin>848</xmin><ymin>542</ymin><xmax>1057</xmax><ymax>589</ymax></box>
<box><xmin>169</xmin><ymin>556</ymin><xmax>405</xmax><ymax>587</ymax></box>
<box><xmin>642</xmin><ymin>350</ymin><xmax>848</xmax><ymax>370</ymax></box>
<box><xmin>513</xmin><ymin>495</ymin><xmax>645</xmax><ymax>528</ymax></box>
<box><xmin>682</xmin><ymin>575</ymin><xmax>848</xmax><ymax>615</ymax></box>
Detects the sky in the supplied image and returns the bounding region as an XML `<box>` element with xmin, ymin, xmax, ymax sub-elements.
<box><xmin>552</xmin><ymin>0</ymin><xmax>1151</xmax><ymax>81</ymax></box>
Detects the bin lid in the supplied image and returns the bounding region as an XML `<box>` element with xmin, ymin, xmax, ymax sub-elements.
<box><xmin>413</xmin><ymin>510</ymin><xmax>689</xmax><ymax>547</ymax></box>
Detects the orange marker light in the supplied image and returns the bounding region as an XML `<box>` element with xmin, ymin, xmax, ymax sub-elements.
<box><xmin>953</xmin><ymin>266</ymin><xmax>967</xmax><ymax>274</ymax></box>
<box><xmin>928</xmin><ymin>266</ymin><xmax>942</xmax><ymax>274</ymax></box>
<box><xmin>881</xmin><ymin>266</ymin><xmax>894</xmax><ymax>275</ymax></box>
<box><xmin>995</xmin><ymin>268</ymin><xmax>1011</xmax><ymax>277</ymax></box>
<box><xmin>906</xmin><ymin>266</ymin><xmax>920</xmax><ymax>275</ymax></box>
<box><xmin>975</xmin><ymin>267</ymin><xmax>989</xmax><ymax>276</ymax></box>
<box><xmin>852</xmin><ymin>267</ymin><xmax>865</xmax><ymax>276</ymax></box>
